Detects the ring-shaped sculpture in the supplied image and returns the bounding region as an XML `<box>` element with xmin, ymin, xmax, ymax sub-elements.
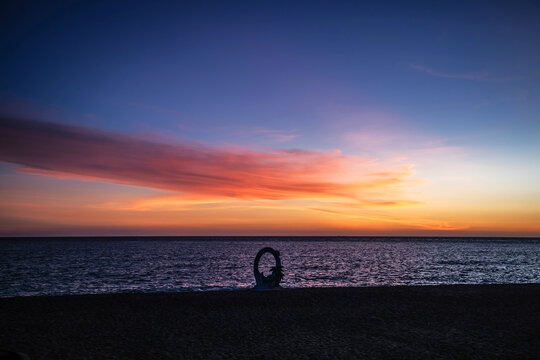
<box><xmin>253</xmin><ymin>247</ymin><xmax>283</xmax><ymax>289</ymax></box>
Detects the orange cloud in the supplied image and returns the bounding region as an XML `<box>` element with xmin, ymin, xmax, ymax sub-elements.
<box><xmin>0</xmin><ymin>117</ymin><xmax>417</xmax><ymax>204</ymax></box>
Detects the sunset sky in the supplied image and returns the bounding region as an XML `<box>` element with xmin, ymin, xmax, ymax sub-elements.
<box><xmin>1</xmin><ymin>0</ymin><xmax>539</xmax><ymax>236</ymax></box>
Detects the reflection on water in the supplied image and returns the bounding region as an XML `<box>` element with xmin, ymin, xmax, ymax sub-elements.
<box><xmin>1</xmin><ymin>238</ymin><xmax>539</xmax><ymax>297</ymax></box>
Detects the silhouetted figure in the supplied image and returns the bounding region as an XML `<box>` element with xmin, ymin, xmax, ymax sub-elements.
<box><xmin>253</xmin><ymin>247</ymin><xmax>283</xmax><ymax>289</ymax></box>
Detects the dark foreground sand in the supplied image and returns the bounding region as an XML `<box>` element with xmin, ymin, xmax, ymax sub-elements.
<box><xmin>1</xmin><ymin>284</ymin><xmax>539</xmax><ymax>359</ymax></box>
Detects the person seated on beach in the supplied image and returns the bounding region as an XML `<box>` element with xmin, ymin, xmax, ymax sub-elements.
<box><xmin>260</xmin><ymin>272</ymin><xmax>272</xmax><ymax>284</ymax></box>
<box><xmin>260</xmin><ymin>267</ymin><xmax>282</xmax><ymax>287</ymax></box>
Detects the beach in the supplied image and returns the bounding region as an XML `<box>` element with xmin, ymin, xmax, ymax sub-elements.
<box><xmin>1</xmin><ymin>284</ymin><xmax>539</xmax><ymax>359</ymax></box>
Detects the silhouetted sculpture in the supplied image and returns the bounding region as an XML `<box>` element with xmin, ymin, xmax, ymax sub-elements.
<box><xmin>254</xmin><ymin>247</ymin><xmax>283</xmax><ymax>289</ymax></box>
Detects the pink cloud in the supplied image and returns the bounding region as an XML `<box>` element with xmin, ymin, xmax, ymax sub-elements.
<box><xmin>0</xmin><ymin>117</ymin><xmax>416</xmax><ymax>203</ymax></box>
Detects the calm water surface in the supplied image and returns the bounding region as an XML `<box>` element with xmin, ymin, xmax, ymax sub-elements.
<box><xmin>1</xmin><ymin>238</ymin><xmax>539</xmax><ymax>297</ymax></box>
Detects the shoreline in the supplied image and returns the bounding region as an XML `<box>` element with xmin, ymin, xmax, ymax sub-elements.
<box><xmin>1</xmin><ymin>284</ymin><xmax>539</xmax><ymax>359</ymax></box>
<box><xmin>2</xmin><ymin>281</ymin><xmax>540</xmax><ymax>299</ymax></box>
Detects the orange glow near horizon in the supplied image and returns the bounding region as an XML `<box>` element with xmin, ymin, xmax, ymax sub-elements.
<box><xmin>1</xmin><ymin>168</ymin><xmax>539</xmax><ymax>236</ymax></box>
<box><xmin>1</xmin><ymin>118</ymin><xmax>539</xmax><ymax>237</ymax></box>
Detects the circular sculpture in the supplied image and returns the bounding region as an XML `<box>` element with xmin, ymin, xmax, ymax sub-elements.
<box><xmin>253</xmin><ymin>247</ymin><xmax>283</xmax><ymax>289</ymax></box>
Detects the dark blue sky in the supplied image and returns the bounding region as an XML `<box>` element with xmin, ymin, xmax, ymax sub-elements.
<box><xmin>2</xmin><ymin>1</ymin><xmax>539</xmax><ymax>143</ymax></box>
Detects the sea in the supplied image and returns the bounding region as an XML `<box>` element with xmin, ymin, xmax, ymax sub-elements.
<box><xmin>1</xmin><ymin>237</ymin><xmax>539</xmax><ymax>297</ymax></box>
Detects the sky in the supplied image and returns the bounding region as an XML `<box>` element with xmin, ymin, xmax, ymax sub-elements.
<box><xmin>1</xmin><ymin>0</ymin><xmax>539</xmax><ymax>236</ymax></box>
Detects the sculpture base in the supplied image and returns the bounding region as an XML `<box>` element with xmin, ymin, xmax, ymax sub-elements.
<box><xmin>253</xmin><ymin>285</ymin><xmax>282</xmax><ymax>291</ymax></box>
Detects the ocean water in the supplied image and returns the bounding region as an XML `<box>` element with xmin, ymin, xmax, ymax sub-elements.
<box><xmin>1</xmin><ymin>237</ymin><xmax>539</xmax><ymax>297</ymax></box>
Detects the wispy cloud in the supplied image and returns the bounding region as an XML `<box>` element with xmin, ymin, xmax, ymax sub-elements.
<box><xmin>230</xmin><ymin>127</ymin><xmax>300</xmax><ymax>143</ymax></box>
<box><xmin>128</xmin><ymin>102</ymin><xmax>299</xmax><ymax>143</ymax></box>
<box><xmin>0</xmin><ymin>117</ymin><xmax>416</xmax><ymax>204</ymax></box>
<box><xmin>127</xmin><ymin>101</ymin><xmax>188</xmax><ymax>118</ymax></box>
<box><xmin>411</xmin><ymin>64</ymin><xmax>519</xmax><ymax>81</ymax></box>
<box><xmin>308</xmin><ymin>207</ymin><xmax>468</xmax><ymax>231</ymax></box>
<box><xmin>251</xmin><ymin>128</ymin><xmax>299</xmax><ymax>142</ymax></box>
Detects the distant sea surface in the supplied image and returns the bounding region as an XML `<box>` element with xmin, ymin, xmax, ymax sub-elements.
<box><xmin>1</xmin><ymin>237</ymin><xmax>539</xmax><ymax>297</ymax></box>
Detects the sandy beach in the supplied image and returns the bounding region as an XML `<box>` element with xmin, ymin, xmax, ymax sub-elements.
<box><xmin>1</xmin><ymin>284</ymin><xmax>539</xmax><ymax>359</ymax></box>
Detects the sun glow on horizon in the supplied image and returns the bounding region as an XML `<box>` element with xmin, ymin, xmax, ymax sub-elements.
<box><xmin>1</xmin><ymin>117</ymin><xmax>539</xmax><ymax>237</ymax></box>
